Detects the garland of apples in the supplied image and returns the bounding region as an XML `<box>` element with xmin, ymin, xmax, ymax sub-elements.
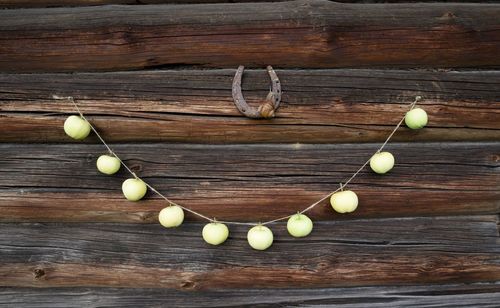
<box><xmin>61</xmin><ymin>96</ymin><xmax>428</xmax><ymax>251</ymax></box>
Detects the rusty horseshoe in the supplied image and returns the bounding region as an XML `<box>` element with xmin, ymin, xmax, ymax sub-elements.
<box><xmin>232</xmin><ymin>65</ymin><xmax>282</xmax><ymax>119</ymax></box>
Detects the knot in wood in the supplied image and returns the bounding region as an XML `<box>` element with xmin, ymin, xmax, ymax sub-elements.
<box><xmin>130</xmin><ymin>163</ymin><xmax>143</xmax><ymax>174</ymax></box>
<box><xmin>34</xmin><ymin>268</ymin><xmax>45</xmax><ymax>279</ymax></box>
<box><xmin>180</xmin><ymin>280</ymin><xmax>196</xmax><ymax>290</ymax></box>
<box><xmin>232</xmin><ymin>65</ymin><xmax>282</xmax><ymax>119</ymax></box>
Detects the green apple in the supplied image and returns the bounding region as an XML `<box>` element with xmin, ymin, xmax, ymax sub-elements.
<box><xmin>370</xmin><ymin>151</ymin><xmax>395</xmax><ymax>174</ymax></box>
<box><xmin>287</xmin><ymin>213</ymin><xmax>313</xmax><ymax>238</ymax></box>
<box><xmin>330</xmin><ymin>190</ymin><xmax>358</xmax><ymax>213</ymax></box>
<box><xmin>405</xmin><ymin>108</ymin><xmax>428</xmax><ymax>129</ymax></box>
<box><xmin>121</xmin><ymin>178</ymin><xmax>147</xmax><ymax>201</ymax></box>
<box><xmin>63</xmin><ymin>115</ymin><xmax>91</xmax><ymax>140</ymax></box>
<box><xmin>202</xmin><ymin>222</ymin><xmax>229</xmax><ymax>245</ymax></box>
<box><xmin>247</xmin><ymin>225</ymin><xmax>273</xmax><ymax>250</ymax></box>
<box><xmin>158</xmin><ymin>205</ymin><xmax>184</xmax><ymax>228</ymax></box>
<box><xmin>96</xmin><ymin>154</ymin><xmax>121</xmax><ymax>175</ymax></box>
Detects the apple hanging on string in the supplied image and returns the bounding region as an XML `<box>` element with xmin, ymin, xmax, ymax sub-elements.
<box><xmin>287</xmin><ymin>213</ymin><xmax>313</xmax><ymax>238</ymax></box>
<box><xmin>330</xmin><ymin>189</ymin><xmax>358</xmax><ymax>213</ymax></box>
<box><xmin>96</xmin><ymin>154</ymin><xmax>121</xmax><ymax>175</ymax></box>
<box><xmin>59</xmin><ymin>96</ymin><xmax>424</xmax><ymax>250</ymax></box>
<box><xmin>122</xmin><ymin>178</ymin><xmax>147</xmax><ymax>201</ymax></box>
<box><xmin>405</xmin><ymin>108</ymin><xmax>428</xmax><ymax>129</ymax></box>
<box><xmin>370</xmin><ymin>151</ymin><xmax>395</xmax><ymax>174</ymax></box>
<box><xmin>64</xmin><ymin>115</ymin><xmax>91</xmax><ymax>140</ymax></box>
<box><xmin>159</xmin><ymin>205</ymin><xmax>185</xmax><ymax>228</ymax></box>
<box><xmin>247</xmin><ymin>225</ymin><xmax>273</xmax><ymax>250</ymax></box>
<box><xmin>202</xmin><ymin>222</ymin><xmax>229</xmax><ymax>245</ymax></box>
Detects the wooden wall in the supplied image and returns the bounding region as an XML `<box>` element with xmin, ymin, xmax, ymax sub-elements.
<box><xmin>0</xmin><ymin>0</ymin><xmax>499</xmax><ymax>306</ymax></box>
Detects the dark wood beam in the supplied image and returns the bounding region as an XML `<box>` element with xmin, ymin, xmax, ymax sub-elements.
<box><xmin>1</xmin><ymin>69</ymin><xmax>499</xmax><ymax>143</ymax></box>
<box><xmin>0</xmin><ymin>217</ymin><xmax>498</xmax><ymax>288</ymax></box>
<box><xmin>1</xmin><ymin>142</ymin><xmax>498</xmax><ymax>222</ymax></box>
<box><xmin>0</xmin><ymin>0</ymin><xmax>499</xmax><ymax>72</ymax></box>
<box><xmin>1</xmin><ymin>283</ymin><xmax>500</xmax><ymax>307</ymax></box>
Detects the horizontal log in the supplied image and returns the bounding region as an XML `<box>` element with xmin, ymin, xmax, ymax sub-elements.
<box><xmin>0</xmin><ymin>216</ymin><xmax>498</xmax><ymax>288</ymax></box>
<box><xmin>0</xmin><ymin>0</ymin><xmax>286</xmax><ymax>8</ymax></box>
<box><xmin>2</xmin><ymin>0</ymin><xmax>495</xmax><ymax>9</ymax></box>
<box><xmin>0</xmin><ymin>0</ymin><xmax>499</xmax><ymax>72</ymax></box>
<box><xmin>1</xmin><ymin>142</ymin><xmax>498</xmax><ymax>223</ymax></box>
<box><xmin>2</xmin><ymin>283</ymin><xmax>500</xmax><ymax>307</ymax></box>
<box><xmin>1</xmin><ymin>69</ymin><xmax>499</xmax><ymax>143</ymax></box>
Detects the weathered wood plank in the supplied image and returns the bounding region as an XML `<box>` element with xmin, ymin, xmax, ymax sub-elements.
<box><xmin>0</xmin><ymin>0</ymin><xmax>285</xmax><ymax>8</ymax></box>
<box><xmin>0</xmin><ymin>142</ymin><xmax>498</xmax><ymax>222</ymax></box>
<box><xmin>0</xmin><ymin>216</ymin><xmax>498</xmax><ymax>289</ymax></box>
<box><xmin>0</xmin><ymin>0</ymin><xmax>499</xmax><ymax>72</ymax></box>
<box><xmin>2</xmin><ymin>0</ymin><xmax>497</xmax><ymax>9</ymax></box>
<box><xmin>1</xmin><ymin>69</ymin><xmax>499</xmax><ymax>143</ymax></box>
<box><xmin>1</xmin><ymin>283</ymin><xmax>500</xmax><ymax>307</ymax></box>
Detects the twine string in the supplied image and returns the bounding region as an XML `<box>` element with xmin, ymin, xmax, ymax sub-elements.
<box><xmin>292</xmin><ymin>96</ymin><xmax>421</xmax><ymax>222</ymax></box>
<box><xmin>55</xmin><ymin>95</ymin><xmax>216</xmax><ymax>223</ymax></box>
<box><xmin>55</xmin><ymin>95</ymin><xmax>421</xmax><ymax>226</ymax></box>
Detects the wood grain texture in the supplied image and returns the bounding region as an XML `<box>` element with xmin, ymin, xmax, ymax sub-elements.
<box><xmin>2</xmin><ymin>0</ymin><xmax>497</xmax><ymax>9</ymax></box>
<box><xmin>0</xmin><ymin>0</ymin><xmax>287</xmax><ymax>8</ymax></box>
<box><xmin>1</xmin><ymin>283</ymin><xmax>500</xmax><ymax>307</ymax></box>
<box><xmin>1</xmin><ymin>69</ymin><xmax>499</xmax><ymax>143</ymax></box>
<box><xmin>1</xmin><ymin>0</ymin><xmax>499</xmax><ymax>304</ymax></box>
<box><xmin>0</xmin><ymin>216</ymin><xmax>498</xmax><ymax>289</ymax></box>
<box><xmin>1</xmin><ymin>142</ymin><xmax>498</xmax><ymax>223</ymax></box>
<box><xmin>0</xmin><ymin>0</ymin><xmax>499</xmax><ymax>72</ymax></box>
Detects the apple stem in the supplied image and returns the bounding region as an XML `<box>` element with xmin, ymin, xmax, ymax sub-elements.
<box><xmin>339</xmin><ymin>183</ymin><xmax>344</xmax><ymax>191</ymax></box>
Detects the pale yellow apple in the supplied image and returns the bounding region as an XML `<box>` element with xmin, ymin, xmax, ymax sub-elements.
<box><xmin>405</xmin><ymin>108</ymin><xmax>428</xmax><ymax>129</ymax></box>
<box><xmin>247</xmin><ymin>225</ymin><xmax>273</xmax><ymax>250</ymax></box>
<box><xmin>370</xmin><ymin>151</ymin><xmax>395</xmax><ymax>174</ymax></box>
<box><xmin>330</xmin><ymin>190</ymin><xmax>358</xmax><ymax>213</ymax></box>
<box><xmin>158</xmin><ymin>205</ymin><xmax>184</xmax><ymax>228</ymax></box>
<box><xmin>287</xmin><ymin>213</ymin><xmax>313</xmax><ymax>237</ymax></box>
<box><xmin>96</xmin><ymin>155</ymin><xmax>121</xmax><ymax>175</ymax></box>
<box><xmin>202</xmin><ymin>222</ymin><xmax>229</xmax><ymax>245</ymax></box>
<box><xmin>63</xmin><ymin>115</ymin><xmax>91</xmax><ymax>140</ymax></box>
<box><xmin>121</xmin><ymin>178</ymin><xmax>147</xmax><ymax>201</ymax></box>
